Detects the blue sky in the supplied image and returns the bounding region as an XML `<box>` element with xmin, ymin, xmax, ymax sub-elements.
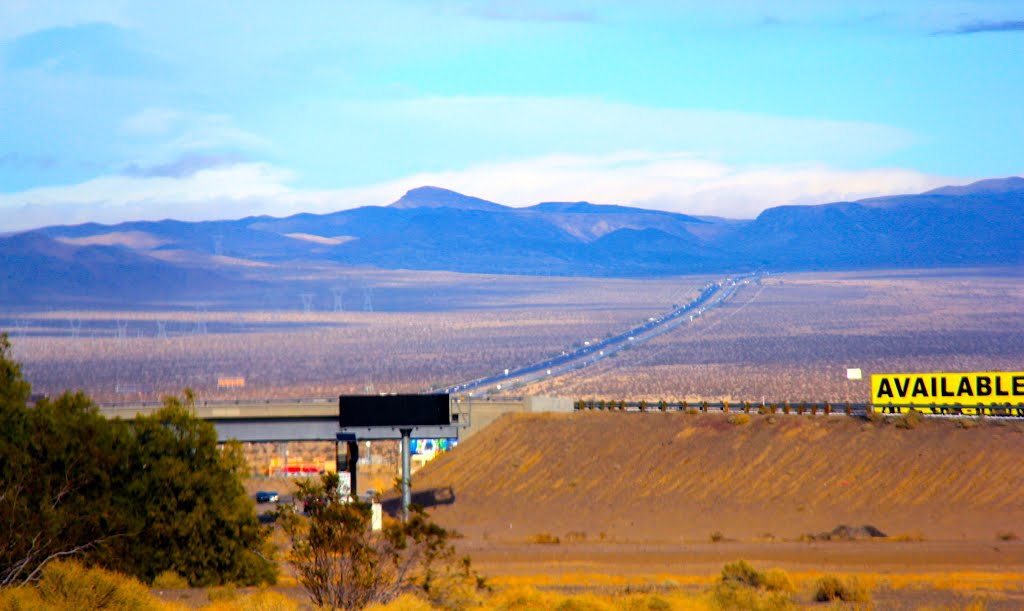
<box><xmin>1</xmin><ymin>1</ymin><xmax>1022</xmax><ymax>230</ymax></box>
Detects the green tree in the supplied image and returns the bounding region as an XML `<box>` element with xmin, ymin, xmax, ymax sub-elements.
<box><xmin>109</xmin><ymin>392</ymin><xmax>276</xmax><ymax>586</ymax></box>
<box><xmin>1</xmin><ymin>336</ymin><xmax>274</xmax><ymax>588</ymax></box>
<box><xmin>1</xmin><ymin>334</ymin><xmax>135</xmax><ymax>586</ymax></box>
<box><xmin>0</xmin><ymin>333</ymin><xmax>29</xmax><ymax>409</ymax></box>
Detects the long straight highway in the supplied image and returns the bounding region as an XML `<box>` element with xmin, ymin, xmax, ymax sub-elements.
<box><xmin>435</xmin><ymin>273</ymin><xmax>761</xmax><ymax>396</ymax></box>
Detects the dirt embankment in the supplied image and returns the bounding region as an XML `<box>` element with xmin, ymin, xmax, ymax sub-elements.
<box><xmin>410</xmin><ymin>412</ymin><xmax>1024</xmax><ymax>543</ymax></box>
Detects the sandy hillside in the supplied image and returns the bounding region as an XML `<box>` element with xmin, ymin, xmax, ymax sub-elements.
<box><xmin>407</xmin><ymin>412</ymin><xmax>1024</xmax><ymax>543</ymax></box>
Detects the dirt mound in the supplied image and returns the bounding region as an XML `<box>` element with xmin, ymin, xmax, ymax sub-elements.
<box><xmin>802</xmin><ymin>524</ymin><xmax>887</xmax><ymax>541</ymax></box>
<box><xmin>407</xmin><ymin>412</ymin><xmax>1024</xmax><ymax>542</ymax></box>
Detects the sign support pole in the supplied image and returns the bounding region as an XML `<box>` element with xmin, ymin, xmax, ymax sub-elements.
<box><xmin>400</xmin><ymin>427</ymin><xmax>412</xmax><ymax>521</ymax></box>
<box><xmin>346</xmin><ymin>441</ymin><xmax>359</xmax><ymax>501</ymax></box>
<box><xmin>335</xmin><ymin>441</ymin><xmax>341</xmax><ymax>481</ymax></box>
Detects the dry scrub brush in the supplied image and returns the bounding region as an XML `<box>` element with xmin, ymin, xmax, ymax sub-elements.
<box><xmin>276</xmin><ymin>473</ymin><xmax>486</xmax><ymax>610</ymax></box>
<box><xmin>813</xmin><ymin>574</ymin><xmax>870</xmax><ymax>603</ymax></box>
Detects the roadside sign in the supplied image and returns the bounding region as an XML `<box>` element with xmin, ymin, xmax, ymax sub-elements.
<box><xmin>871</xmin><ymin>371</ymin><xmax>1024</xmax><ymax>406</ymax></box>
<box><xmin>337</xmin><ymin>472</ymin><xmax>351</xmax><ymax>498</ymax></box>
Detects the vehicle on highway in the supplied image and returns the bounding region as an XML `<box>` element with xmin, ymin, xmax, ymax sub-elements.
<box><xmin>303</xmin><ymin>496</ymin><xmax>328</xmax><ymax>514</ymax></box>
<box><xmin>255</xmin><ymin>491</ymin><xmax>279</xmax><ymax>503</ymax></box>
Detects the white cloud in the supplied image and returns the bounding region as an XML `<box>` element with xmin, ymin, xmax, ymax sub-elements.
<box><xmin>323</xmin><ymin>152</ymin><xmax>956</xmax><ymax>218</ymax></box>
<box><xmin>121</xmin><ymin>108</ymin><xmax>183</xmax><ymax>135</ymax></box>
<box><xmin>0</xmin><ymin>163</ymin><xmax>293</xmax><ymax>230</ymax></box>
<box><xmin>119</xmin><ymin>108</ymin><xmax>272</xmax><ymax>167</ymax></box>
<box><xmin>0</xmin><ymin>152</ymin><xmax>963</xmax><ymax>232</ymax></box>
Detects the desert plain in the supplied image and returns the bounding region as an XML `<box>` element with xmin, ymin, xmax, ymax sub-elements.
<box><xmin>6</xmin><ymin>268</ymin><xmax>1024</xmax><ymax>608</ymax></box>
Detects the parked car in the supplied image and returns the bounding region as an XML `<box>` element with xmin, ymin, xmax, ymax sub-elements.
<box><xmin>255</xmin><ymin>491</ymin><xmax>279</xmax><ymax>503</ymax></box>
<box><xmin>303</xmin><ymin>496</ymin><xmax>328</xmax><ymax>514</ymax></box>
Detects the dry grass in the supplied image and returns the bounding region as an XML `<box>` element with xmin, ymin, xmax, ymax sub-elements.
<box><xmin>463</xmin><ymin>585</ymin><xmax>711</xmax><ymax>611</ymax></box>
<box><xmin>8</xmin><ymin>560</ymin><xmax>1018</xmax><ymax>610</ymax></box>
<box><xmin>491</xmin><ymin>573</ymin><xmax>716</xmax><ymax>589</ymax></box>
<box><xmin>200</xmin><ymin>589</ymin><xmax>298</xmax><ymax>611</ymax></box>
<box><xmin>482</xmin><ymin>569</ymin><xmax>1024</xmax><ymax>593</ymax></box>
<box><xmin>0</xmin><ymin>560</ymin><xmax>172</xmax><ymax>611</ymax></box>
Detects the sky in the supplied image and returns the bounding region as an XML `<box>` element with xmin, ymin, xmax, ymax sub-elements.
<box><xmin>1</xmin><ymin>0</ymin><xmax>1022</xmax><ymax>231</ymax></box>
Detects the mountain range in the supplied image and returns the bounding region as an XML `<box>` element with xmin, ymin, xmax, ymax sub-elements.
<box><xmin>1</xmin><ymin>177</ymin><xmax>1022</xmax><ymax>307</ymax></box>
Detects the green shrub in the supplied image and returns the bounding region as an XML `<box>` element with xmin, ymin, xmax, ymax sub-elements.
<box><xmin>0</xmin><ymin>335</ymin><xmax>276</xmax><ymax>590</ymax></box>
<box><xmin>712</xmin><ymin>585</ymin><xmax>793</xmax><ymax>611</ymax></box>
<box><xmin>762</xmin><ymin>569</ymin><xmax>794</xmax><ymax>593</ymax></box>
<box><xmin>894</xmin><ymin>409</ymin><xmax>923</xmax><ymax>429</ymax></box>
<box><xmin>30</xmin><ymin>560</ymin><xmax>161</xmax><ymax>610</ymax></box>
<box><xmin>278</xmin><ymin>474</ymin><xmax>485</xmax><ymax>610</ymax></box>
<box><xmin>714</xmin><ymin>562</ymin><xmax>794</xmax><ymax>610</ymax></box>
<box><xmin>720</xmin><ymin>560</ymin><xmax>765</xmax><ymax>588</ymax></box>
<box><xmin>152</xmin><ymin>570</ymin><xmax>189</xmax><ymax>589</ymax></box>
<box><xmin>727</xmin><ymin>414</ymin><xmax>751</xmax><ymax>426</ymax></box>
<box><xmin>813</xmin><ymin>575</ymin><xmax>870</xmax><ymax>602</ymax></box>
<box><xmin>719</xmin><ymin>560</ymin><xmax>792</xmax><ymax>592</ymax></box>
<box><xmin>0</xmin><ymin>586</ymin><xmax>47</xmax><ymax>610</ymax></box>
<box><xmin>710</xmin><ymin>531</ymin><xmax>726</xmax><ymax>543</ymax></box>
<box><xmin>617</xmin><ymin>594</ymin><xmax>672</xmax><ymax>611</ymax></box>
<box><xmin>530</xmin><ymin>533</ymin><xmax>561</xmax><ymax>545</ymax></box>
<box><xmin>208</xmin><ymin>584</ymin><xmax>239</xmax><ymax>602</ymax></box>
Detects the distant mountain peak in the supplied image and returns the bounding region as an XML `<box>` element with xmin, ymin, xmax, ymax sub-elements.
<box><xmin>528</xmin><ymin>200</ymin><xmax>707</xmax><ymax>223</ymax></box>
<box><xmin>924</xmin><ymin>176</ymin><xmax>1024</xmax><ymax>197</ymax></box>
<box><xmin>389</xmin><ymin>186</ymin><xmax>508</xmax><ymax>211</ymax></box>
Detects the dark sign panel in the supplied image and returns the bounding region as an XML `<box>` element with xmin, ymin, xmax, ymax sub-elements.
<box><xmin>339</xmin><ymin>394</ymin><xmax>451</xmax><ymax>427</ymax></box>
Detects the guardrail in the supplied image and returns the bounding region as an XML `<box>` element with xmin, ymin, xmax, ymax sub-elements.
<box><xmin>97</xmin><ymin>397</ymin><xmax>335</xmax><ymax>409</ymax></box>
<box><xmin>572</xmin><ymin>400</ymin><xmax>1024</xmax><ymax>417</ymax></box>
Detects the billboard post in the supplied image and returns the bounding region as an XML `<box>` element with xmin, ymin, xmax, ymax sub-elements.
<box><xmin>401</xmin><ymin>428</ymin><xmax>412</xmax><ymax>521</ymax></box>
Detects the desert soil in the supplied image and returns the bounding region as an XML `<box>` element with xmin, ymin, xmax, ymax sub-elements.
<box><xmin>411</xmin><ymin>412</ymin><xmax>1024</xmax><ymax>542</ymax></box>
<box><xmin>233</xmin><ymin>412</ymin><xmax>1024</xmax><ymax>608</ymax></box>
<box><xmin>403</xmin><ymin>412</ymin><xmax>1024</xmax><ymax>603</ymax></box>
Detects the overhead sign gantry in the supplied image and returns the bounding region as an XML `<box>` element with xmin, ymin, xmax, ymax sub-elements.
<box><xmin>338</xmin><ymin>394</ymin><xmax>464</xmax><ymax>519</ymax></box>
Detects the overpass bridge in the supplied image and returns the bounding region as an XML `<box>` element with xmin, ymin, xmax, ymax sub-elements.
<box><xmin>96</xmin><ymin>396</ymin><xmax>574</xmax><ymax>443</ymax></box>
<box><xmin>99</xmin><ymin>399</ymin><xmax>340</xmax><ymax>443</ymax></box>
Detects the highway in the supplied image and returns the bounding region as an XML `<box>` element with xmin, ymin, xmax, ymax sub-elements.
<box><xmin>435</xmin><ymin>273</ymin><xmax>761</xmax><ymax>396</ymax></box>
<box><xmin>93</xmin><ymin>273</ymin><xmax>760</xmax><ymax>415</ymax></box>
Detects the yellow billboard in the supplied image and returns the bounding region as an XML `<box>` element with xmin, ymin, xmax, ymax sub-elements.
<box><xmin>871</xmin><ymin>371</ymin><xmax>1024</xmax><ymax>407</ymax></box>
